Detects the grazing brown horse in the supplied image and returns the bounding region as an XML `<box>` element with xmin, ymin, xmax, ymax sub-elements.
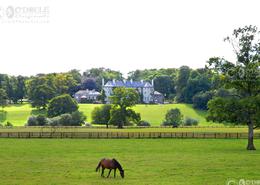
<box><xmin>96</xmin><ymin>158</ymin><xmax>124</xmax><ymax>178</ymax></box>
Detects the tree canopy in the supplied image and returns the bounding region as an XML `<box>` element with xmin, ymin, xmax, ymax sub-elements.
<box><xmin>47</xmin><ymin>94</ymin><xmax>79</xmax><ymax>117</ymax></box>
<box><xmin>207</xmin><ymin>25</ymin><xmax>260</xmax><ymax>150</ymax></box>
<box><xmin>109</xmin><ymin>87</ymin><xmax>140</xmax><ymax>128</ymax></box>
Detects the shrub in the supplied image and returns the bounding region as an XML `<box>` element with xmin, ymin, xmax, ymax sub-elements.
<box><xmin>85</xmin><ymin>123</ymin><xmax>92</xmax><ymax>127</ymax></box>
<box><xmin>27</xmin><ymin>116</ymin><xmax>38</xmax><ymax>126</ymax></box>
<box><xmin>26</xmin><ymin>115</ymin><xmax>48</xmax><ymax>126</ymax></box>
<box><xmin>5</xmin><ymin>121</ymin><xmax>13</xmax><ymax>127</ymax></box>
<box><xmin>36</xmin><ymin>115</ymin><xmax>48</xmax><ymax>126</ymax></box>
<box><xmin>108</xmin><ymin>108</ymin><xmax>140</xmax><ymax>127</ymax></box>
<box><xmin>192</xmin><ymin>91</ymin><xmax>213</xmax><ymax>110</ymax></box>
<box><xmin>91</xmin><ymin>105</ymin><xmax>112</xmax><ymax>125</ymax></box>
<box><xmin>46</xmin><ymin>111</ymin><xmax>86</xmax><ymax>126</ymax></box>
<box><xmin>47</xmin><ymin>94</ymin><xmax>78</xmax><ymax>117</ymax></box>
<box><xmin>71</xmin><ymin>111</ymin><xmax>86</xmax><ymax>126</ymax></box>
<box><xmin>137</xmin><ymin>120</ymin><xmax>151</xmax><ymax>127</ymax></box>
<box><xmin>59</xmin><ymin>114</ymin><xmax>73</xmax><ymax>126</ymax></box>
<box><xmin>0</xmin><ymin>123</ymin><xmax>3</xmax><ymax>127</ymax></box>
<box><xmin>47</xmin><ymin>116</ymin><xmax>61</xmax><ymax>126</ymax></box>
<box><xmin>108</xmin><ymin>108</ymin><xmax>125</xmax><ymax>126</ymax></box>
<box><xmin>162</xmin><ymin>108</ymin><xmax>183</xmax><ymax>127</ymax></box>
<box><xmin>184</xmin><ymin>117</ymin><xmax>199</xmax><ymax>126</ymax></box>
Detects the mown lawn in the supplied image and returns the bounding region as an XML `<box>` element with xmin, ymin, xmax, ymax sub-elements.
<box><xmin>1</xmin><ymin>103</ymin><xmax>219</xmax><ymax>126</ymax></box>
<box><xmin>0</xmin><ymin>139</ymin><xmax>259</xmax><ymax>185</ymax></box>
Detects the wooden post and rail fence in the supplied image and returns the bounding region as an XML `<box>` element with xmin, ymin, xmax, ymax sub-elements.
<box><xmin>0</xmin><ymin>131</ymin><xmax>259</xmax><ymax>139</ymax></box>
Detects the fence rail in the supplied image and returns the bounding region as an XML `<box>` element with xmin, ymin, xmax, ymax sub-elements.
<box><xmin>0</xmin><ymin>125</ymin><xmax>249</xmax><ymax>129</ymax></box>
<box><xmin>0</xmin><ymin>132</ymin><xmax>259</xmax><ymax>139</ymax></box>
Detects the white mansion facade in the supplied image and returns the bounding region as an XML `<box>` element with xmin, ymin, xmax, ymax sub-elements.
<box><xmin>102</xmin><ymin>79</ymin><xmax>162</xmax><ymax>104</ymax></box>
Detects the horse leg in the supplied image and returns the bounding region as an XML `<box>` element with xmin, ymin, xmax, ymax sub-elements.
<box><xmin>114</xmin><ymin>169</ymin><xmax>116</xmax><ymax>178</ymax></box>
<box><xmin>107</xmin><ymin>169</ymin><xmax>112</xmax><ymax>178</ymax></box>
<box><xmin>101</xmin><ymin>167</ymin><xmax>105</xmax><ymax>177</ymax></box>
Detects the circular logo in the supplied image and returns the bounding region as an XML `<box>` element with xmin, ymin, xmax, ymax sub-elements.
<box><xmin>239</xmin><ymin>179</ymin><xmax>246</xmax><ymax>185</ymax></box>
<box><xmin>6</xmin><ymin>6</ymin><xmax>14</xmax><ymax>19</ymax></box>
<box><xmin>226</xmin><ymin>178</ymin><xmax>238</xmax><ymax>185</ymax></box>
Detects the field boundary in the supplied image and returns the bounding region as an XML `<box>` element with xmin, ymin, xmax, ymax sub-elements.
<box><xmin>0</xmin><ymin>125</ymin><xmax>248</xmax><ymax>129</ymax></box>
<box><xmin>0</xmin><ymin>132</ymin><xmax>259</xmax><ymax>139</ymax></box>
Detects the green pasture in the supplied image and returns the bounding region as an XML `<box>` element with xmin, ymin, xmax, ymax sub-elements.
<box><xmin>0</xmin><ymin>139</ymin><xmax>259</xmax><ymax>185</ymax></box>
<box><xmin>0</xmin><ymin>103</ymin><xmax>219</xmax><ymax>126</ymax></box>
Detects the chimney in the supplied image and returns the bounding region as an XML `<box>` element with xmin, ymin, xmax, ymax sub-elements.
<box><xmin>102</xmin><ymin>78</ymin><xmax>105</xmax><ymax>86</ymax></box>
<box><xmin>130</xmin><ymin>79</ymin><xmax>133</xmax><ymax>84</ymax></box>
<box><xmin>113</xmin><ymin>79</ymin><xmax>116</xmax><ymax>84</ymax></box>
<box><xmin>152</xmin><ymin>79</ymin><xmax>154</xmax><ymax>86</ymax></box>
<box><xmin>141</xmin><ymin>80</ymin><xmax>144</xmax><ymax>83</ymax></box>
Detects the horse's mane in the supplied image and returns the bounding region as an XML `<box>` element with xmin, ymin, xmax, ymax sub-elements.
<box><xmin>112</xmin><ymin>158</ymin><xmax>123</xmax><ymax>171</ymax></box>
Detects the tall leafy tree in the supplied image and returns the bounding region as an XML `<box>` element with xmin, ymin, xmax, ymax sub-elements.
<box><xmin>207</xmin><ymin>25</ymin><xmax>260</xmax><ymax>150</ymax></box>
<box><xmin>154</xmin><ymin>75</ymin><xmax>174</xmax><ymax>98</ymax></box>
<box><xmin>175</xmin><ymin>66</ymin><xmax>191</xmax><ymax>102</ymax></box>
<box><xmin>30</xmin><ymin>84</ymin><xmax>56</xmax><ymax>109</ymax></box>
<box><xmin>47</xmin><ymin>94</ymin><xmax>79</xmax><ymax>117</ymax></box>
<box><xmin>109</xmin><ymin>87</ymin><xmax>140</xmax><ymax>128</ymax></box>
<box><xmin>0</xmin><ymin>88</ymin><xmax>8</xmax><ymax>109</ymax></box>
<box><xmin>81</xmin><ymin>78</ymin><xmax>97</xmax><ymax>90</ymax></box>
<box><xmin>15</xmin><ymin>76</ymin><xmax>26</xmax><ymax>103</ymax></box>
<box><xmin>83</xmin><ymin>68</ymin><xmax>123</xmax><ymax>91</ymax></box>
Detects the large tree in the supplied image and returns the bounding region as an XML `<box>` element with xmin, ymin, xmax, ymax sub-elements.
<box><xmin>83</xmin><ymin>68</ymin><xmax>123</xmax><ymax>91</ymax></box>
<box><xmin>47</xmin><ymin>94</ymin><xmax>79</xmax><ymax>117</ymax></box>
<box><xmin>154</xmin><ymin>75</ymin><xmax>174</xmax><ymax>98</ymax></box>
<box><xmin>175</xmin><ymin>66</ymin><xmax>191</xmax><ymax>102</ymax></box>
<box><xmin>207</xmin><ymin>25</ymin><xmax>260</xmax><ymax>150</ymax></box>
<box><xmin>0</xmin><ymin>88</ymin><xmax>8</xmax><ymax>109</ymax></box>
<box><xmin>109</xmin><ymin>87</ymin><xmax>140</xmax><ymax>128</ymax></box>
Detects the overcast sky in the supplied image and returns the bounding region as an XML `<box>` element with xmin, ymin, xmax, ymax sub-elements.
<box><xmin>0</xmin><ymin>0</ymin><xmax>259</xmax><ymax>77</ymax></box>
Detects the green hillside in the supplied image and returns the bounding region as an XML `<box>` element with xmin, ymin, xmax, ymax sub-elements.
<box><xmin>0</xmin><ymin>103</ymin><xmax>218</xmax><ymax>126</ymax></box>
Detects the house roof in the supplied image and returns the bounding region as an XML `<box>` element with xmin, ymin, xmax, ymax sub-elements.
<box><xmin>154</xmin><ymin>91</ymin><xmax>163</xmax><ymax>95</ymax></box>
<box><xmin>75</xmin><ymin>89</ymin><xmax>101</xmax><ymax>96</ymax></box>
<box><xmin>104</xmin><ymin>80</ymin><xmax>153</xmax><ymax>88</ymax></box>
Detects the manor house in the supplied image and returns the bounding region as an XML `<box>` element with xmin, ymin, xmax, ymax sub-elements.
<box><xmin>102</xmin><ymin>79</ymin><xmax>164</xmax><ymax>104</ymax></box>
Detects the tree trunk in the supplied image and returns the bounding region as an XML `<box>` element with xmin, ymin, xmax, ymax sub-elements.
<box><xmin>117</xmin><ymin>121</ymin><xmax>123</xmax><ymax>129</ymax></box>
<box><xmin>247</xmin><ymin>122</ymin><xmax>256</xmax><ymax>150</ymax></box>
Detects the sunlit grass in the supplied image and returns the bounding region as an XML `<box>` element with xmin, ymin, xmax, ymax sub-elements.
<box><xmin>0</xmin><ymin>139</ymin><xmax>259</xmax><ymax>185</ymax></box>
<box><xmin>1</xmin><ymin>103</ymin><xmax>220</xmax><ymax>126</ymax></box>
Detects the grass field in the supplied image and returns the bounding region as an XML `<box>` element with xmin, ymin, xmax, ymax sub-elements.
<box><xmin>0</xmin><ymin>103</ymin><xmax>219</xmax><ymax>126</ymax></box>
<box><xmin>0</xmin><ymin>139</ymin><xmax>259</xmax><ymax>185</ymax></box>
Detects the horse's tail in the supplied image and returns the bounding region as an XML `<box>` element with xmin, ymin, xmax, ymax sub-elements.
<box><xmin>96</xmin><ymin>161</ymin><xmax>101</xmax><ymax>172</ymax></box>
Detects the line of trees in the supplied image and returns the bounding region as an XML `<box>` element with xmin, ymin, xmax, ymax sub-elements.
<box><xmin>0</xmin><ymin>66</ymin><xmax>221</xmax><ymax>111</ymax></box>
